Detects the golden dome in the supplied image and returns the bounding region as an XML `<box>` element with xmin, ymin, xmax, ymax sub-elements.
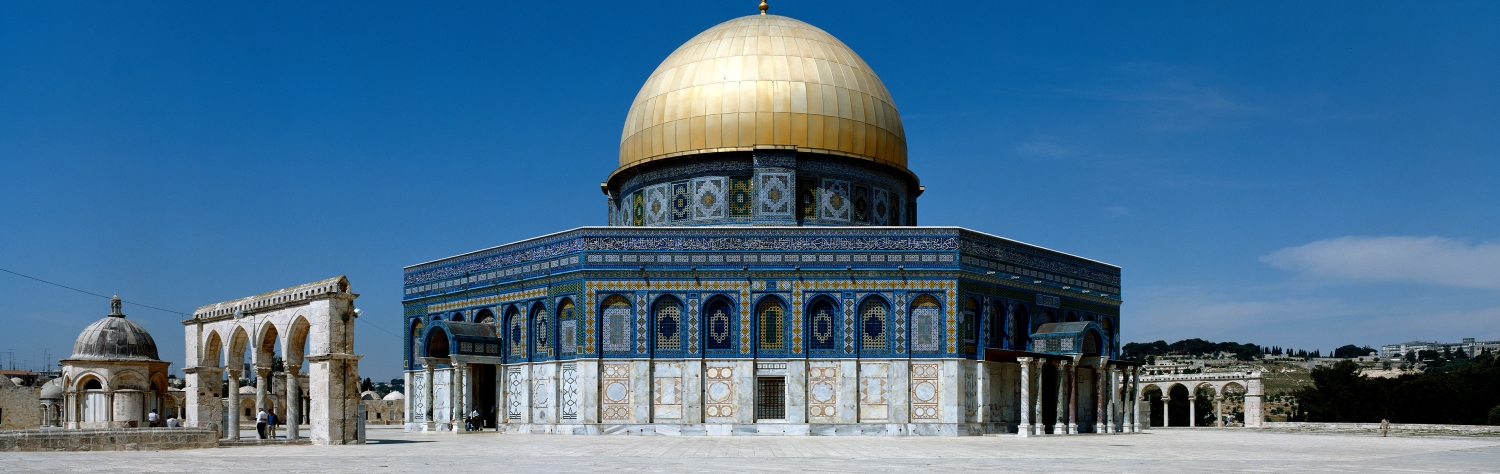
<box><xmin>618</xmin><ymin>14</ymin><xmax>907</xmax><ymax>174</ymax></box>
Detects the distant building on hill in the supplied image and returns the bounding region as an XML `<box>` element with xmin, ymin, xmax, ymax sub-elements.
<box><xmin>1380</xmin><ymin>338</ymin><xmax>1500</xmax><ymax>358</ymax></box>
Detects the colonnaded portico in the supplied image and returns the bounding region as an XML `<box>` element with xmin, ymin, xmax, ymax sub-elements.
<box><xmin>1138</xmin><ymin>372</ymin><xmax>1263</xmax><ymax>428</ymax></box>
<box><xmin>181</xmin><ymin>276</ymin><xmax>364</xmax><ymax>445</ymax></box>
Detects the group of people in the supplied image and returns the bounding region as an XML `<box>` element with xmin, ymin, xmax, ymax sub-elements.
<box><xmin>145</xmin><ymin>409</ymin><xmax>180</xmax><ymax>428</ymax></box>
<box><xmin>256</xmin><ymin>407</ymin><xmax>282</xmax><ymax>439</ymax></box>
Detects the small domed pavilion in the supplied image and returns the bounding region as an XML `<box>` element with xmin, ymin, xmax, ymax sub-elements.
<box><xmin>61</xmin><ymin>296</ymin><xmax>172</xmax><ymax>429</ymax></box>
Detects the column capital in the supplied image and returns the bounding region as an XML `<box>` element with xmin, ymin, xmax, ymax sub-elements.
<box><xmin>255</xmin><ymin>366</ymin><xmax>272</xmax><ymax>377</ymax></box>
<box><xmin>226</xmin><ymin>368</ymin><xmax>243</xmax><ymax>378</ymax></box>
<box><xmin>1016</xmin><ymin>356</ymin><xmax>1034</xmax><ymax>364</ymax></box>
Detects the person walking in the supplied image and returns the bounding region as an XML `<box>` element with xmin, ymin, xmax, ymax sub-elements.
<box><xmin>1380</xmin><ymin>418</ymin><xmax>1391</xmax><ymax>437</ymax></box>
<box><xmin>256</xmin><ymin>408</ymin><xmax>269</xmax><ymax>439</ymax></box>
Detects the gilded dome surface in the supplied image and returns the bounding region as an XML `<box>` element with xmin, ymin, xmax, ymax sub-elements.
<box><xmin>618</xmin><ymin>14</ymin><xmax>906</xmax><ymax>173</ymax></box>
<box><xmin>71</xmin><ymin>310</ymin><xmax>161</xmax><ymax>362</ymax></box>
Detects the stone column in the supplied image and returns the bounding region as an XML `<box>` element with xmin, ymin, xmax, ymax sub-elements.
<box><xmin>255</xmin><ymin>366</ymin><xmax>270</xmax><ymax>417</ymax></box>
<box><xmin>422</xmin><ymin>359</ymin><xmax>437</xmax><ymax>432</ymax></box>
<box><xmin>1131</xmin><ymin>368</ymin><xmax>1142</xmax><ymax>433</ymax></box>
<box><xmin>1066</xmin><ymin>360</ymin><xmax>1078</xmax><ymax>434</ymax></box>
<box><xmin>286</xmin><ymin>369</ymin><xmax>301</xmax><ymax>440</ymax></box>
<box><xmin>1161</xmin><ymin>395</ymin><xmax>1171</xmax><ymax>427</ymax></box>
<box><xmin>1098</xmin><ymin>364</ymin><xmax>1110</xmax><ymax>435</ymax></box>
<box><xmin>1104</xmin><ymin>367</ymin><xmax>1117</xmax><ymax>434</ymax></box>
<box><xmin>1244</xmin><ymin>372</ymin><xmax>1265</xmax><ymax>428</ymax></box>
<box><xmin>226</xmin><ymin>370</ymin><xmax>242</xmax><ymax>440</ymax></box>
<box><xmin>1188</xmin><ymin>390</ymin><xmax>1196</xmax><ymax>428</ymax></box>
<box><xmin>1016</xmin><ymin>358</ymin><xmax>1032</xmax><ymax>437</ymax></box>
<box><xmin>1053</xmin><ymin>360</ymin><xmax>1068</xmax><ymax>435</ymax></box>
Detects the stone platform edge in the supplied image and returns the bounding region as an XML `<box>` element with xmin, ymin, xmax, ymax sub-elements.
<box><xmin>0</xmin><ymin>428</ymin><xmax>218</xmax><ymax>452</ymax></box>
<box><xmin>419</xmin><ymin>423</ymin><xmax>1024</xmax><ymax>436</ymax></box>
<box><xmin>1260</xmin><ymin>422</ymin><xmax>1500</xmax><ymax>436</ymax></box>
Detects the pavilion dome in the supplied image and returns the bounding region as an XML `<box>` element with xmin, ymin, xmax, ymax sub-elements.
<box><xmin>39</xmin><ymin>378</ymin><xmax>63</xmax><ymax>399</ymax></box>
<box><xmin>70</xmin><ymin>297</ymin><xmax>161</xmax><ymax>362</ymax></box>
<box><xmin>383</xmin><ymin>391</ymin><xmax>405</xmax><ymax>401</ymax></box>
<box><xmin>616</xmin><ymin>13</ymin><xmax>906</xmax><ymax>177</ymax></box>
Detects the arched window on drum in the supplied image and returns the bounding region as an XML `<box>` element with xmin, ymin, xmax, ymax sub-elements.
<box><xmin>557</xmin><ymin>299</ymin><xmax>576</xmax><ymax>356</ymax></box>
<box><xmin>807</xmin><ymin>297</ymin><xmax>838</xmax><ymax>353</ymax></box>
<box><xmin>654</xmin><ymin>296</ymin><xmax>683</xmax><ymax>355</ymax></box>
<box><xmin>859</xmin><ymin>297</ymin><xmax>888</xmax><ymax>353</ymax></box>
<box><xmin>910</xmin><ymin>295</ymin><xmax>942</xmax><ymax>354</ymax></box>
<box><xmin>600</xmin><ymin>296</ymin><xmax>632</xmax><ymax>355</ymax></box>
<box><xmin>757</xmin><ymin>297</ymin><xmax>786</xmax><ymax>353</ymax></box>
<box><xmin>703</xmin><ymin>297</ymin><xmax>735</xmax><ymax>353</ymax></box>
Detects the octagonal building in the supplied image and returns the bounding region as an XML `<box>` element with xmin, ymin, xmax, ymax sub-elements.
<box><xmin>401</xmin><ymin>8</ymin><xmax>1137</xmax><ymax>436</ymax></box>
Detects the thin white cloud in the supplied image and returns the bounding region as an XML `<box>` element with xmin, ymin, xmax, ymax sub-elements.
<box><xmin>1261</xmin><ymin>236</ymin><xmax>1500</xmax><ymax>291</ymax></box>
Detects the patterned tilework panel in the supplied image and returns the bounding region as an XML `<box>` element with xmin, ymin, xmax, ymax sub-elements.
<box><xmin>670</xmin><ymin>181</ymin><xmax>691</xmax><ymax>222</ymax></box>
<box><xmin>858</xmin><ymin>362</ymin><xmax>889</xmax><ymax>422</ymax></box>
<box><xmin>820</xmin><ymin>178</ymin><xmax>851</xmax><ymax>222</ymax></box>
<box><xmin>601</xmin><ymin>363</ymin><xmax>632</xmax><ymax>421</ymax></box>
<box><xmin>506</xmin><ymin>367</ymin><xmax>523</xmax><ymax>421</ymax></box>
<box><xmin>756</xmin><ymin>173</ymin><xmax>793</xmax><ymax>217</ymax></box>
<box><xmin>911</xmin><ymin>363</ymin><xmax>940</xmax><ymax>421</ymax></box>
<box><xmin>652</xmin><ymin>361</ymin><xmax>684</xmax><ymax>421</ymax></box>
<box><xmin>911</xmin><ymin>298</ymin><xmax>942</xmax><ymax>353</ymax></box>
<box><xmin>692</xmin><ymin>177</ymin><xmax>726</xmax><ymax>220</ymax></box>
<box><xmin>635</xmin><ymin>293</ymin><xmax>649</xmax><ymax>354</ymax></box>
<box><xmin>807</xmin><ymin>362</ymin><xmax>839</xmax><ymax>423</ymax></box>
<box><xmin>411</xmin><ymin>373</ymin><xmax>425</xmax><ymax>422</ymax></box>
<box><xmin>602</xmin><ymin>301</ymin><xmax>631</xmax><ymax>354</ymax></box>
<box><xmin>962</xmin><ymin>362</ymin><xmax>978</xmax><ymax>422</ymax></box>
<box><xmin>560</xmin><ymin>362</ymin><xmax>579</xmax><ymax>421</ymax></box>
<box><xmin>873</xmin><ymin>188</ymin><xmax>890</xmax><ymax>226</ymax></box>
<box><xmin>643</xmin><ymin>184</ymin><xmax>669</xmax><ymax>226</ymax></box>
<box><xmin>852</xmin><ymin>184</ymin><xmax>870</xmax><ymax>224</ymax></box>
<box><xmin>531</xmin><ymin>363</ymin><xmax>555</xmax><ymax>423</ymax></box>
<box><xmin>704</xmin><ymin>363</ymin><xmax>737</xmax><ymax>422</ymax></box>
<box><xmin>728</xmin><ymin>177</ymin><xmax>753</xmax><ymax>218</ymax></box>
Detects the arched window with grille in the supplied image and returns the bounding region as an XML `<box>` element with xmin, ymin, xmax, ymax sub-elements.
<box><xmin>703</xmin><ymin>297</ymin><xmax>734</xmax><ymax>352</ymax></box>
<box><xmin>601</xmin><ymin>295</ymin><xmax>632</xmax><ymax>355</ymax></box>
<box><xmin>910</xmin><ymin>295</ymin><xmax>942</xmax><ymax>354</ymax></box>
<box><xmin>860</xmin><ymin>297</ymin><xmax>887</xmax><ymax>352</ymax></box>
<box><xmin>532</xmin><ymin>302</ymin><xmax>551</xmax><ymax>358</ymax></box>
<box><xmin>654</xmin><ymin>296</ymin><xmax>682</xmax><ymax>354</ymax></box>
<box><xmin>557</xmin><ymin>299</ymin><xmax>576</xmax><ymax>356</ymax></box>
<box><xmin>505</xmin><ymin>306</ymin><xmax>525</xmax><ymax>358</ymax></box>
<box><xmin>807</xmin><ymin>297</ymin><xmax>838</xmax><ymax>352</ymax></box>
<box><xmin>757</xmin><ymin>297</ymin><xmax>785</xmax><ymax>352</ymax></box>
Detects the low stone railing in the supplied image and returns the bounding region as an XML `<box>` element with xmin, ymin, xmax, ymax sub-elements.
<box><xmin>1260</xmin><ymin>422</ymin><xmax>1500</xmax><ymax>436</ymax></box>
<box><xmin>0</xmin><ymin>428</ymin><xmax>218</xmax><ymax>451</ymax></box>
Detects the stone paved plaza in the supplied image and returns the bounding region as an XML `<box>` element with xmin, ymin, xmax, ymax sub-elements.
<box><xmin>3</xmin><ymin>428</ymin><xmax>1499</xmax><ymax>472</ymax></box>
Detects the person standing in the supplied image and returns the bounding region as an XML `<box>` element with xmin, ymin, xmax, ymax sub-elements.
<box><xmin>1380</xmin><ymin>418</ymin><xmax>1391</xmax><ymax>437</ymax></box>
<box><xmin>256</xmin><ymin>408</ymin><xmax>269</xmax><ymax>439</ymax></box>
<box><xmin>267</xmin><ymin>408</ymin><xmax>278</xmax><ymax>439</ymax></box>
<box><xmin>148</xmin><ymin>409</ymin><xmax>160</xmax><ymax>427</ymax></box>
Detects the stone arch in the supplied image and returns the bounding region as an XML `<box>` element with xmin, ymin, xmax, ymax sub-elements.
<box><xmin>805</xmin><ymin>294</ymin><xmax>840</xmax><ymax>352</ymax></box>
<box><xmin>227</xmin><ymin>326</ymin><xmax>251</xmax><ymax>371</ymax></box>
<box><xmin>1141</xmin><ymin>383</ymin><xmax>1166</xmax><ymax>427</ymax></box>
<box><xmin>408</xmin><ymin>318</ymin><xmax>424</xmax><ymax>363</ymax></box>
<box><xmin>202</xmin><ymin>330</ymin><xmax>225</xmax><ymax>368</ymax></box>
<box><xmin>1167</xmin><ymin>383</ymin><xmax>1191</xmax><ymax>427</ymax></box>
<box><xmin>652</xmin><ymin>295</ymin><xmax>684</xmax><ymax>354</ymax></box>
<box><xmin>111</xmin><ymin>369</ymin><xmax>148</xmax><ymax>391</ymax></box>
<box><xmin>858</xmin><ymin>294</ymin><xmax>890</xmax><ymax>353</ymax></box>
<box><xmin>755</xmin><ymin>294</ymin><xmax>788</xmax><ymax>352</ymax></box>
<box><xmin>286</xmin><ymin>315</ymin><xmax>312</xmax><ymax>371</ymax></box>
<box><xmin>909</xmin><ymin>294</ymin><xmax>942</xmax><ymax>354</ymax></box>
<box><xmin>701</xmin><ymin>294</ymin><xmax>735</xmax><ymax>352</ymax></box>
<box><xmin>255</xmin><ymin>322</ymin><xmax>281</xmax><ymax>369</ymax></box>
<box><xmin>600</xmin><ymin>295</ymin><xmax>633</xmax><ymax>355</ymax></box>
<box><xmin>75</xmin><ymin>373</ymin><xmax>107</xmax><ymax>392</ymax></box>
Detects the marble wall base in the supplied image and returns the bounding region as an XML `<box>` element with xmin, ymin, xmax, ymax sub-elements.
<box><xmin>486</xmin><ymin>422</ymin><xmax>1012</xmax><ymax>436</ymax></box>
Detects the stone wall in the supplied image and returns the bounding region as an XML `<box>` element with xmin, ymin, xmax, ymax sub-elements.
<box><xmin>1261</xmin><ymin>422</ymin><xmax>1500</xmax><ymax>436</ymax></box>
<box><xmin>0</xmin><ymin>428</ymin><xmax>218</xmax><ymax>451</ymax></box>
<box><xmin>0</xmin><ymin>384</ymin><xmax>40</xmax><ymax>430</ymax></box>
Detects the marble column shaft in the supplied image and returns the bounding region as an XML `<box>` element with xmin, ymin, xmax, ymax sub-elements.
<box><xmin>1131</xmin><ymin>368</ymin><xmax>1142</xmax><ymax>432</ymax></box>
<box><xmin>255</xmin><ymin>367</ymin><xmax>270</xmax><ymax>416</ymax></box>
<box><xmin>286</xmin><ymin>370</ymin><xmax>300</xmax><ymax>440</ymax></box>
<box><xmin>1054</xmin><ymin>360</ymin><xmax>1068</xmax><ymax>435</ymax></box>
<box><xmin>226</xmin><ymin>370</ymin><xmax>241</xmax><ymax>440</ymax></box>
<box><xmin>1017</xmin><ymin>358</ymin><xmax>1032</xmax><ymax>437</ymax></box>
<box><xmin>1094</xmin><ymin>366</ymin><xmax>1105</xmax><ymax>433</ymax></box>
<box><xmin>1162</xmin><ymin>395</ymin><xmax>1171</xmax><ymax>427</ymax></box>
<box><xmin>1067</xmin><ymin>361</ymin><xmax>1078</xmax><ymax>434</ymax></box>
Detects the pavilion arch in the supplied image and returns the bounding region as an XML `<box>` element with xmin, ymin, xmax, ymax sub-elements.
<box><xmin>857</xmin><ymin>294</ymin><xmax>890</xmax><ymax>353</ymax></box>
<box><xmin>755</xmin><ymin>294</ymin><xmax>788</xmax><ymax>352</ymax></box>
<box><xmin>1080</xmin><ymin>327</ymin><xmax>1104</xmax><ymax>357</ymax></box>
<box><xmin>423</xmin><ymin>324</ymin><xmax>451</xmax><ymax>359</ymax></box>
<box><xmin>201</xmin><ymin>330</ymin><xmax>224</xmax><ymax>368</ymax></box>
<box><xmin>805</xmin><ymin>294</ymin><xmax>840</xmax><ymax>352</ymax></box>
<box><xmin>701</xmin><ymin>294</ymin><xmax>736</xmax><ymax>352</ymax></box>
<box><xmin>475</xmin><ymin>308</ymin><xmax>496</xmax><ymax>325</ymax></box>
<box><xmin>450</xmin><ymin>311</ymin><xmax>465</xmax><ymax>322</ymax></box>
<box><xmin>111</xmin><ymin>369</ymin><xmax>148</xmax><ymax>391</ymax></box>
<box><xmin>75</xmin><ymin>372</ymin><xmax>108</xmax><ymax>392</ymax></box>
<box><xmin>652</xmin><ymin>295</ymin><xmax>684</xmax><ymax>354</ymax></box>
<box><xmin>1009</xmin><ymin>303</ymin><xmax>1030</xmax><ymax>350</ymax></box>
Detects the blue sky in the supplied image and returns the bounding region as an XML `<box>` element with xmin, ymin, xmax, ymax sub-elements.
<box><xmin>2</xmin><ymin>1</ymin><xmax>1496</xmax><ymax>381</ymax></box>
